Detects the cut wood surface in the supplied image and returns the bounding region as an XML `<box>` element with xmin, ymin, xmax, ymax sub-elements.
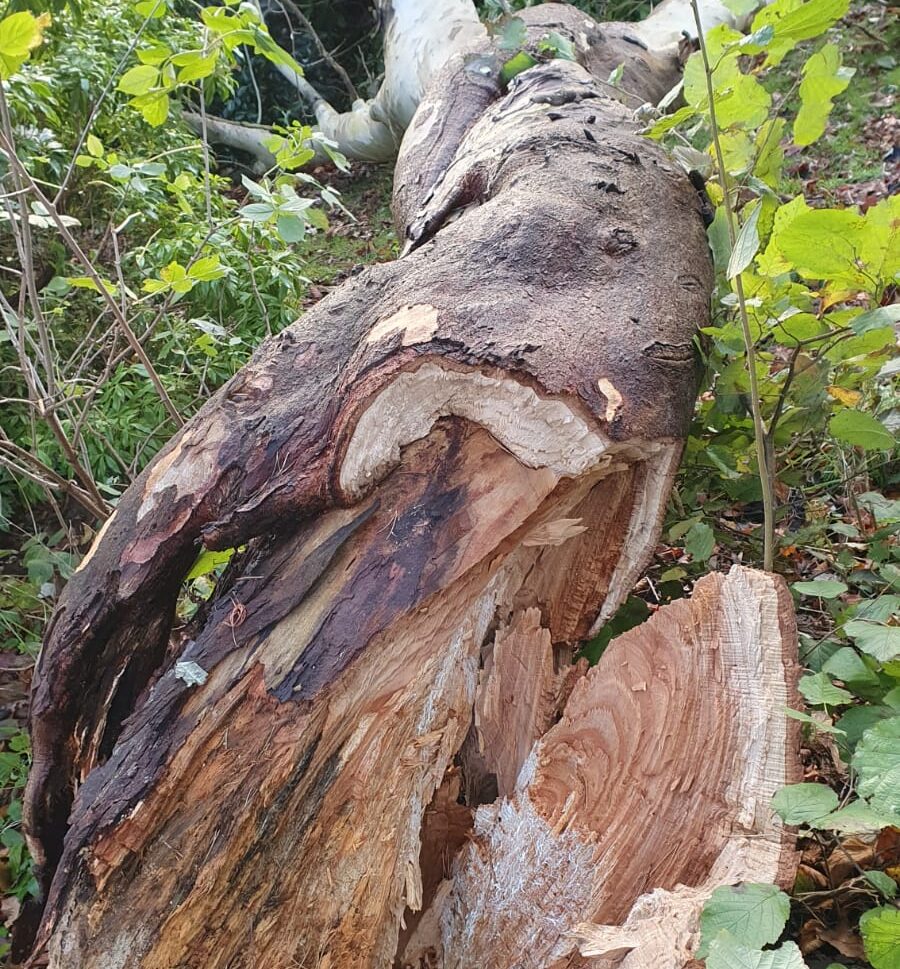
<box><xmin>398</xmin><ymin>566</ymin><xmax>801</xmax><ymax>969</ymax></box>
<box><xmin>19</xmin><ymin>3</ymin><xmax>801</xmax><ymax>967</ymax></box>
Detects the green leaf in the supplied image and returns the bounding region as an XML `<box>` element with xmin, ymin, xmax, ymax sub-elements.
<box><xmin>845</xmin><ymin>620</ymin><xmax>900</xmax><ymax>663</ymax></box>
<box><xmin>186</xmin><ymin>548</ymin><xmax>235</xmax><ymax>581</ymax></box>
<box><xmin>537</xmin><ymin>31</ymin><xmax>576</xmax><ymax>61</ymax></box>
<box><xmin>0</xmin><ymin>11</ymin><xmax>49</xmax><ymax>79</ymax></box>
<box><xmin>65</xmin><ymin>275</ymin><xmax>118</xmax><ymax>296</ymax></box>
<box><xmin>498</xmin><ymin>15</ymin><xmax>527</xmax><ymax>51</ymax></box>
<box><xmin>792</xmin><ymin>579</ymin><xmax>847</xmax><ymax>598</ymax></box>
<box><xmin>860</xmin><ymin>906</ymin><xmax>900</xmax><ymax>969</ymax></box>
<box><xmin>684</xmin><ymin>27</ymin><xmax>772</xmax><ymax>128</ymax></box>
<box><xmin>132</xmin><ymin>90</ymin><xmax>170</xmax><ymax>126</ymax></box>
<box><xmin>697</xmin><ymin>884</ymin><xmax>791</xmax><ymax>959</ymax></box>
<box><xmin>820</xmin><ymin>799</ymin><xmax>899</xmax><ymax>833</ymax></box>
<box><xmin>500</xmin><ymin>50</ymin><xmax>537</xmax><ymax>84</ymax></box>
<box><xmin>859</xmin><ymin>494</ymin><xmax>900</xmax><ymax>525</ymax></box>
<box><xmin>723</xmin><ymin>0</ymin><xmax>758</xmax><ymax>14</ymax></box>
<box><xmin>798</xmin><ymin>671</ymin><xmax>852</xmax><ymax>707</ymax></box>
<box><xmin>864</xmin><ymin>870</ymin><xmax>898</xmax><ymax>899</ymax></box>
<box><xmin>784</xmin><ymin>707</ymin><xmax>845</xmax><ymax>736</ymax></box>
<box><xmin>775</xmin><ymin>208</ymin><xmax>868</xmax><ymax>284</ymax></box>
<box><xmin>177</xmin><ymin>52</ymin><xmax>218</xmax><ymax>83</ymax></box>
<box><xmin>86</xmin><ymin>134</ymin><xmax>103</xmax><ymax>157</ymax></box>
<box><xmin>835</xmin><ymin>705</ymin><xmax>894</xmax><ymax>759</ymax></box>
<box><xmin>794</xmin><ymin>43</ymin><xmax>854</xmax><ymax>147</ymax></box>
<box><xmin>240</xmin><ymin>202</ymin><xmax>275</xmax><ymax>222</ymax></box>
<box><xmin>117</xmin><ymin>63</ymin><xmax>158</xmax><ymax>95</ymax></box>
<box><xmin>706</xmin><ymin>936</ymin><xmax>808</xmax><ymax>969</ymax></box>
<box><xmin>728</xmin><ymin>201</ymin><xmax>762</xmax><ymax>278</ymax></box>
<box><xmin>851</xmin><ymin>304</ymin><xmax>900</xmax><ymax>334</ymax></box>
<box><xmin>751</xmin><ymin>0</ymin><xmax>850</xmax><ymax>67</ymax></box>
<box><xmin>822</xmin><ymin>647</ymin><xmax>883</xmax><ymax>700</ymax></box>
<box><xmin>684</xmin><ymin>521</ymin><xmax>715</xmax><ymax>562</ymax></box>
<box><xmin>853</xmin><ymin>717</ymin><xmax>900</xmax><ymax>816</ymax></box>
<box><xmin>771</xmin><ymin>783</ymin><xmax>838</xmax><ymax>825</ymax></box>
<box><xmin>276</xmin><ymin>213</ymin><xmax>306</xmax><ymax>243</ymax></box>
<box><xmin>829</xmin><ymin>409</ymin><xmax>895</xmax><ymax>452</ymax></box>
<box><xmin>188</xmin><ymin>255</ymin><xmax>225</xmax><ymax>283</ymax></box>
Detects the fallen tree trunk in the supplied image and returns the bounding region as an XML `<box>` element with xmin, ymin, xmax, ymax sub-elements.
<box><xmin>20</xmin><ymin>4</ymin><xmax>800</xmax><ymax>966</ymax></box>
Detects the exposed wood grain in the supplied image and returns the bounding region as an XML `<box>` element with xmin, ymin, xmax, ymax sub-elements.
<box><xmin>399</xmin><ymin>567</ymin><xmax>800</xmax><ymax>969</ymax></box>
<box><xmin>14</xmin><ymin>5</ymin><xmax>802</xmax><ymax>968</ymax></box>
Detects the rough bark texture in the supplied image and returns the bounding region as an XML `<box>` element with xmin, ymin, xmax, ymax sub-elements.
<box><xmin>20</xmin><ymin>5</ymin><xmax>799</xmax><ymax>967</ymax></box>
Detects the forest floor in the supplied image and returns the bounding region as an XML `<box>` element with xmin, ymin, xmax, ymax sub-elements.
<box><xmin>0</xmin><ymin>2</ymin><xmax>897</xmax><ymax>964</ymax></box>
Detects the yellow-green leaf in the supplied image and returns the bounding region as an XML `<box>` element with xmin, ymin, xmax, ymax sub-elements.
<box><xmin>728</xmin><ymin>200</ymin><xmax>762</xmax><ymax>278</ymax></box>
<box><xmin>0</xmin><ymin>11</ymin><xmax>50</xmax><ymax>79</ymax></box>
<box><xmin>794</xmin><ymin>44</ymin><xmax>854</xmax><ymax>147</ymax></box>
<box><xmin>132</xmin><ymin>90</ymin><xmax>170</xmax><ymax>126</ymax></box>
<box><xmin>118</xmin><ymin>63</ymin><xmax>159</xmax><ymax>95</ymax></box>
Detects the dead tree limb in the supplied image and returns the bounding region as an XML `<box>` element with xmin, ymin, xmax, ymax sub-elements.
<box><xmin>20</xmin><ymin>5</ymin><xmax>799</xmax><ymax>967</ymax></box>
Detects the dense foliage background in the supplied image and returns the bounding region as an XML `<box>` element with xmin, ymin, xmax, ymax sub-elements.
<box><xmin>0</xmin><ymin>0</ymin><xmax>897</xmax><ymax>964</ymax></box>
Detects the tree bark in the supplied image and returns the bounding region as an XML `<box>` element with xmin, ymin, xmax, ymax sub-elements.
<box><xmin>20</xmin><ymin>4</ymin><xmax>799</xmax><ymax>967</ymax></box>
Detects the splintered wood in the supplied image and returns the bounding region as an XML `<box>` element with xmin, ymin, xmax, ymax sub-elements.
<box><xmin>398</xmin><ymin>566</ymin><xmax>800</xmax><ymax>969</ymax></box>
<box><xmin>20</xmin><ymin>3</ymin><xmax>802</xmax><ymax>966</ymax></box>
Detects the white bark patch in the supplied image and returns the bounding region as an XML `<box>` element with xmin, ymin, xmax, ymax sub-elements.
<box><xmin>631</xmin><ymin>0</ymin><xmax>744</xmax><ymax>52</ymax></box>
<box><xmin>596</xmin><ymin>378</ymin><xmax>623</xmax><ymax>424</ymax></box>
<box><xmin>366</xmin><ymin>304</ymin><xmax>440</xmax><ymax>347</ymax></box>
<box><xmin>137</xmin><ymin>423</ymin><xmax>227</xmax><ymax>522</ymax></box>
<box><xmin>74</xmin><ymin>511</ymin><xmax>116</xmax><ymax>573</ymax></box>
<box><xmin>339</xmin><ymin>363</ymin><xmax>609</xmax><ymax>500</ymax></box>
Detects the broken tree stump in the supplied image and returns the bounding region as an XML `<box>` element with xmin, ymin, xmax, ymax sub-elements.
<box><xmin>19</xmin><ymin>5</ymin><xmax>801</xmax><ymax>966</ymax></box>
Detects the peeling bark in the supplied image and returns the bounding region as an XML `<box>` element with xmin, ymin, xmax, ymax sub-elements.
<box><xmin>20</xmin><ymin>4</ymin><xmax>798</xmax><ymax>967</ymax></box>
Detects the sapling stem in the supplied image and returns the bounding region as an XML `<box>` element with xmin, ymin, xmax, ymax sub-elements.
<box><xmin>690</xmin><ymin>0</ymin><xmax>776</xmax><ymax>572</ymax></box>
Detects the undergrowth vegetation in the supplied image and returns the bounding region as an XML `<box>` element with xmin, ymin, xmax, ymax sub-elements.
<box><xmin>0</xmin><ymin>0</ymin><xmax>896</xmax><ymax>964</ymax></box>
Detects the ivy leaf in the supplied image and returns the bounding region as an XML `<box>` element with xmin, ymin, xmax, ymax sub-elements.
<box><xmin>860</xmin><ymin>906</ymin><xmax>900</xmax><ymax>969</ymax></box>
<box><xmin>697</xmin><ymin>884</ymin><xmax>791</xmax><ymax>959</ymax></box>
<box><xmin>828</xmin><ymin>409</ymin><xmax>895</xmax><ymax>451</ymax></box>
<box><xmin>845</xmin><ymin>620</ymin><xmax>900</xmax><ymax>663</ymax></box>
<box><xmin>728</xmin><ymin>201</ymin><xmax>762</xmax><ymax>278</ymax></box>
<box><xmin>798</xmin><ymin>672</ymin><xmax>852</xmax><ymax>707</ymax></box>
<box><xmin>706</xmin><ymin>936</ymin><xmax>808</xmax><ymax>969</ymax></box>
<box><xmin>792</xmin><ymin>579</ymin><xmax>846</xmax><ymax>598</ymax></box>
<box><xmin>794</xmin><ymin>43</ymin><xmax>854</xmax><ymax>147</ymax></box>
<box><xmin>771</xmin><ymin>783</ymin><xmax>838</xmax><ymax>826</ymax></box>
